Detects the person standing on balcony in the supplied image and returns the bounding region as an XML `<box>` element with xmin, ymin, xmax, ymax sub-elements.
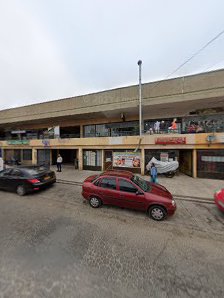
<box><xmin>160</xmin><ymin>121</ymin><xmax>166</xmax><ymax>133</ymax></box>
<box><xmin>154</xmin><ymin>121</ymin><xmax>160</xmax><ymax>134</ymax></box>
<box><xmin>168</xmin><ymin>118</ymin><xmax>177</xmax><ymax>133</ymax></box>
<box><xmin>57</xmin><ymin>154</ymin><xmax>63</xmax><ymax>172</ymax></box>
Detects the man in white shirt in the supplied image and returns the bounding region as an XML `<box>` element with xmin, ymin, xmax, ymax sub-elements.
<box><xmin>57</xmin><ymin>154</ymin><xmax>63</xmax><ymax>172</ymax></box>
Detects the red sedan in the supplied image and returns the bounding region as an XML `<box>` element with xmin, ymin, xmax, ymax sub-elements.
<box><xmin>82</xmin><ymin>170</ymin><xmax>176</xmax><ymax>221</ymax></box>
<box><xmin>214</xmin><ymin>189</ymin><xmax>224</xmax><ymax>212</ymax></box>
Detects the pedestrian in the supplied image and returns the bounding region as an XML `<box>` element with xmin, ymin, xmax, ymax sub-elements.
<box><xmin>150</xmin><ymin>163</ymin><xmax>158</xmax><ymax>183</ymax></box>
<box><xmin>160</xmin><ymin>120</ymin><xmax>166</xmax><ymax>133</ymax></box>
<box><xmin>168</xmin><ymin>118</ymin><xmax>177</xmax><ymax>133</ymax></box>
<box><xmin>57</xmin><ymin>154</ymin><xmax>63</xmax><ymax>172</ymax></box>
<box><xmin>154</xmin><ymin>121</ymin><xmax>160</xmax><ymax>134</ymax></box>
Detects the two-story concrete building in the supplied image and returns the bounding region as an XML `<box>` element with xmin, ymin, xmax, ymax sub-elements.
<box><xmin>0</xmin><ymin>69</ymin><xmax>224</xmax><ymax>179</ymax></box>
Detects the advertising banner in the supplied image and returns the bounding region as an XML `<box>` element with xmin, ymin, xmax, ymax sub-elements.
<box><xmin>113</xmin><ymin>152</ymin><xmax>141</xmax><ymax>168</ymax></box>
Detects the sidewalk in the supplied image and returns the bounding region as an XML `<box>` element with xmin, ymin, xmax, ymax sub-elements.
<box><xmin>51</xmin><ymin>165</ymin><xmax>224</xmax><ymax>200</ymax></box>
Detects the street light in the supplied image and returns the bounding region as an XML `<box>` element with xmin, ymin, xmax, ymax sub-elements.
<box><xmin>137</xmin><ymin>60</ymin><xmax>142</xmax><ymax>136</ymax></box>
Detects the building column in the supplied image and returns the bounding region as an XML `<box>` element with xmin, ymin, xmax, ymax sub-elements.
<box><xmin>101</xmin><ymin>149</ymin><xmax>105</xmax><ymax>171</ymax></box>
<box><xmin>1</xmin><ymin>149</ymin><xmax>4</xmax><ymax>160</ymax></box>
<box><xmin>141</xmin><ymin>148</ymin><xmax>145</xmax><ymax>176</ymax></box>
<box><xmin>80</xmin><ymin>125</ymin><xmax>84</xmax><ymax>138</ymax></box>
<box><xmin>78</xmin><ymin>148</ymin><xmax>83</xmax><ymax>170</ymax></box>
<box><xmin>50</xmin><ymin>149</ymin><xmax>52</xmax><ymax>165</ymax></box>
<box><xmin>32</xmin><ymin>148</ymin><xmax>37</xmax><ymax>165</ymax></box>
<box><xmin>192</xmin><ymin>149</ymin><xmax>197</xmax><ymax>178</ymax></box>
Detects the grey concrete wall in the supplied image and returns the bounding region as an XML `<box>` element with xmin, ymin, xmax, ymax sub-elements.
<box><xmin>0</xmin><ymin>69</ymin><xmax>224</xmax><ymax>125</ymax></box>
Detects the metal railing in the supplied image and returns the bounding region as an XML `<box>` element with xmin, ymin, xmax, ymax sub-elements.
<box><xmin>0</xmin><ymin>126</ymin><xmax>224</xmax><ymax>142</ymax></box>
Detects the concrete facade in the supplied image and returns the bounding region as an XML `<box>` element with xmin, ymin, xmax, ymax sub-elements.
<box><xmin>0</xmin><ymin>69</ymin><xmax>224</xmax><ymax>178</ymax></box>
<box><xmin>1</xmin><ymin>69</ymin><xmax>224</xmax><ymax>127</ymax></box>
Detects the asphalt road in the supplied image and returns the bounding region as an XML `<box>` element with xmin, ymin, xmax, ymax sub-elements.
<box><xmin>0</xmin><ymin>183</ymin><xmax>224</xmax><ymax>298</ymax></box>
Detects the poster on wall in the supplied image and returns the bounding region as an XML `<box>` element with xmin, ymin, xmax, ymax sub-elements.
<box><xmin>160</xmin><ymin>153</ymin><xmax>169</xmax><ymax>162</ymax></box>
<box><xmin>113</xmin><ymin>152</ymin><xmax>141</xmax><ymax>168</ymax></box>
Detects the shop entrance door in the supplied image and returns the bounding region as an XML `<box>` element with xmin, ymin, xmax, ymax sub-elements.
<box><xmin>104</xmin><ymin>150</ymin><xmax>113</xmax><ymax>171</ymax></box>
<box><xmin>37</xmin><ymin>149</ymin><xmax>50</xmax><ymax>168</ymax></box>
<box><xmin>179</xmin><ymin>150</ymin><xmax>193</xmax><ymax>177</ymax></box>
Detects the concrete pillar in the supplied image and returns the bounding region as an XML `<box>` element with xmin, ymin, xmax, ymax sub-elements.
<box><xmin>192</xmin><ymin>149</ymin><xmax>197</xmax><ymax>178</ymax></box>
<box><xmin>1</xmin><ymin>149</ymin><xmax>5</xmax><ymax>160</ymax></box>
<box><xmin>101</xmin><ymin>149</ymin><xmax>105</xmax><ymax>171</ymax></box>
<box><xmin>141</xmin><ymin>148</ymin><xmax>145</xmax><ymax>176</ymax></box>
<box><xmin>80</xmin><ymin>125</ymin><xmax>84</xmax><ymax>138</ymax></box>
<box><xmin>32</xmin><ymin>148</ymin><xmax>37</xmax><ymax>165</ymax></box>
<box><xmin>50</xmin><ymin>149</ymin><xmax>52</xmax><ymax>165</ymax></box>
<box><xmin>78</xmin><ymin>148</ymin><xmax>83</xmax><ymax>170</ymax></box>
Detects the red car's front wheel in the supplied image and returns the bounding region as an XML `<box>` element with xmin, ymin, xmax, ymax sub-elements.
<box><xmin>89</xmin><ymin>196</ymin><xmax>102</xmax><ymax>208</ymax></box>
<box><xmin>149</xmin><ymin>205</ymin><xmax>167</xmax><ymax>221</ymax></box>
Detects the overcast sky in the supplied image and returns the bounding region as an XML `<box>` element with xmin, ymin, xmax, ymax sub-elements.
<box><xmin>0</xmin><ymin>0</ymin><xmax>224</xmax><ymax>110</ymax></box>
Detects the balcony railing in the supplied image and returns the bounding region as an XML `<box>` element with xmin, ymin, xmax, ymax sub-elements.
<box><xmin>0</xmin><ymin>126</ymin><xmax>224</xmax><ymax>142</ymax></box>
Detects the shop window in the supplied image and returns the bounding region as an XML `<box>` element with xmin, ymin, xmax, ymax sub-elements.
<box><xmin>23</xmin><ymin>149</ymin><xmax>32</xmax><ymax>161</ymax></box>
<box><xmin>84</xmin><ymin>125</ymin><xmax>96</xmax><ymax>137</ymax></box>
<box><xmin>197</xmin><ymin>150</ymin><xmax>224</xmax><ymax>179</ymax></box>
<box><xmin>182</xmin><ymin>114</ymin><xmax>224</xmax><ymax>133</ymax></box>
<box><xmin>96</xmin><ymin>124</ymin><xmax>109</xmax><ymax>137</ymax></box>
<box><xmin>144</xmin><ymin>119</ymin><xmax>181</xmax><ymax>134</ymax></box>
<box><xmin>109</xmin><ymin>121</ymin><xmax>139</xmax><ymax>137</ymax></box>
<box><xmin>83</xmin><ymin>150</ymin><xmax>102</xmax><ymax>167</ymax></box>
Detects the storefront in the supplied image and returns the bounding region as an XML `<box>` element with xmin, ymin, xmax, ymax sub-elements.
<box><xmin>4</xmin><ymin>148</ymin><xmax>32</xmax><ymax>165</ymax></box>
<box><xmin>37</xmin><ymin>149</ymin><xmax>50</xmax><ymax>166</ymax></box>
<box><xmin>197</xmin><ymin>149</ymin><xmax>224</xmax><ymax>179</ymax></box>
<box><xmin>179</xmin><ymin>150</ymin><xmax>193</xmax><ymax>177</ymax></box>
<box><xmin>83</xmin><ymin>149</ymin><xmax>102</xmax><ymax>171</ymax></box>
<box><xmin>145</xmin><ymin>149</ymin><xmax>179</xmax><ymax>174</ymax></box>
<box><xmin>51</xmin><ymin>149</ymin><xmax>77</xmax><ymax>165</ymax></box>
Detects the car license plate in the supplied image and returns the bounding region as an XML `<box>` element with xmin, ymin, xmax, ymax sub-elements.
<box><xmin>44</xmin><ymin>176</ymin><xmax>50</xmax><ymax>180</ymax></box>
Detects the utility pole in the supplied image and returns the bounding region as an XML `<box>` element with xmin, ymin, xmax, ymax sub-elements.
<box><xmin>138</xmin><ymin>60</ymin><xmax>142</xmax><ymax>136</ymax></box>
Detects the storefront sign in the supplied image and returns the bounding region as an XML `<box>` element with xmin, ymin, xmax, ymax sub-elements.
<box><xmin>155</xmin><ymin>137</ymin><xmax>186</xmax><ymax>145</ymax></box>
<box><xmin>201</xmin><ymin>156</ymin><xmax>224</xmax><ymax>162</ymax></box>
<box><xmin>11</xmin><ymin>130</ymin><xmax>26</xmax><ymax>134</ymax></box>
<box><xmin>7</xmin><ymin>140</ymin><xmax>30</xmax><ymax>145</ymax></box>
<box><xmin>113</xmin><ymin>152</ymin><xmax>141</xmax><ymax>168</ymax></box>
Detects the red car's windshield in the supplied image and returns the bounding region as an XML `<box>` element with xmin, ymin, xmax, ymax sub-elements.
<box><xmin>131</xmin><ymin>175</ymin><xmax>151</xmax><ymax>192</ymax></box>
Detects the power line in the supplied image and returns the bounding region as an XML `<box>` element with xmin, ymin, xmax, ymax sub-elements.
<box><xmin>202</xmin><ymin>59</ymin><xmax>224</xmax><ymax>72</ymax></box>
<box><xmin>166</xmin><ymin>29</ymin><xmax>224</xmax><ymax>77</ymax></box>
<box><xmin>148</xmin><ymin>28</ymin><xmax>224</xmax><ymax>94</ymax></box>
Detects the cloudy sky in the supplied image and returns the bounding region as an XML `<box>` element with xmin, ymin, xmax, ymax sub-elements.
<box><xmin>0</xmin><ymin>0</ymin><xmax>224</xmax><ymax>110</ymax></box>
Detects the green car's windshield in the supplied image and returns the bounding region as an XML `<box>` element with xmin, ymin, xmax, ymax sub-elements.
<box><xmin>131</xmin><ymin>175</ymin><xmax>151</xmax><ymax>192</ymax></box>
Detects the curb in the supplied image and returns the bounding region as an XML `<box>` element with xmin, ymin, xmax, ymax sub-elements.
<box><xmin>56</xmin><ymin>179</ymin><xmax>214</xmax><ymax>204</ymax></box>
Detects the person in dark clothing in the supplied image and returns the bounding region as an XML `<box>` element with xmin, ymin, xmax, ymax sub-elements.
<box><xmin>160</xmin><ymin>121</ymin><xmax>166</xmax><ymax>133</ymax></box>
<box><xmin>56</xmin><ymin>154</ymin><xmax>63</xmax><ymax>172</ymax></box>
